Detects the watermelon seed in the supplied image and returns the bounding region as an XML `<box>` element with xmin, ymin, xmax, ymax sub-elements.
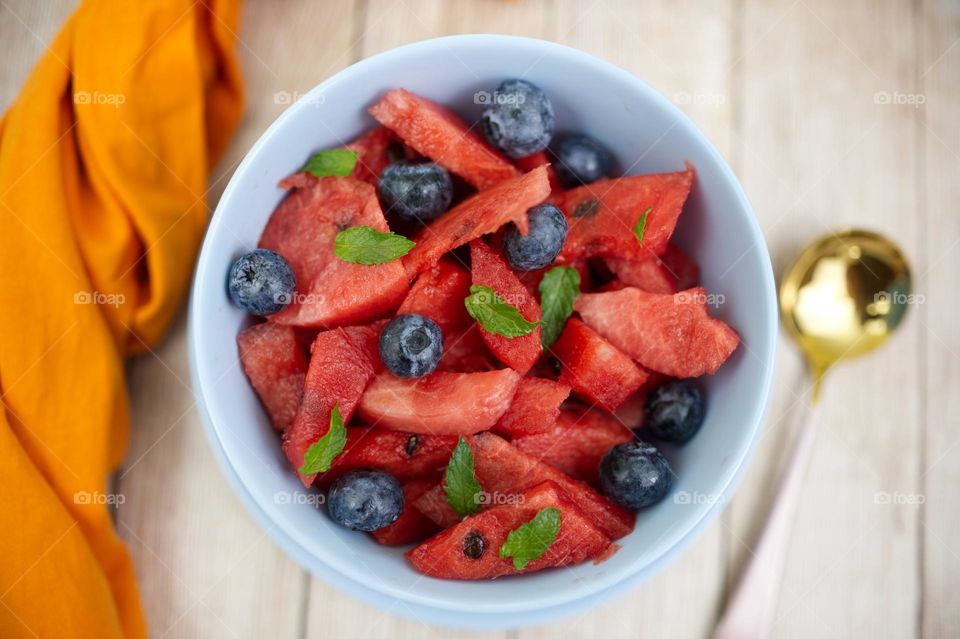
<box><xmin>405</xmin><ymin>434</ymin><xmax>420</xmax><ymax>456</ymax></box>
<box><xmin>572</xmin><ymin>199</ymin><xmax>600</xmax><ymax>218</ymax></box>
<box><xmin>463</xmin><ymin>531</ymin><xmax>486</xmax><ymax>560</ymax></box>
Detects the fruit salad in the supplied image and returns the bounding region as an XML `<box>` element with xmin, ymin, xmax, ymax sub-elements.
<box><xmin>228</xmin><ymin>79</ymin><xmax>740</xmax><ymax>580</ymax></box>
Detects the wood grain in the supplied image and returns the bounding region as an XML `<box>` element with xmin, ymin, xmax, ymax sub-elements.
<box><xmin>1</xmin><ymin>0</ymin><xmax>957</xmax><ymax>637</ymax></box>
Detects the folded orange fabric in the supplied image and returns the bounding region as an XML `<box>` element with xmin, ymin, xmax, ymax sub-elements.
<box><xmin>0</xmin><ymin>1</ymin><xmax>243</xmax><ymax>637</ymax></box>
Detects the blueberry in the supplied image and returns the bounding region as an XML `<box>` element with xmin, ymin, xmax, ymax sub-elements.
<box><xmin>502</xmin><ymin>203</ymin><xmax>568</xmax><ymax>271</ymax></box>
<box><xmin>377</xmin><ymin>160</ymin><xmax>453</xmax><ymax>222</ymax></box>
<box><xmin>645</xmin><ymin>380</ymin><xmax>705</xmax><ymax>444</ymax></box>
<box><xmin>327</xmin><ymin>470</ymin><xmax>404</xmax><ymax>532</ymax></box>
<box><xmin>550</xmin><ymin>133</ymin><xmax>612</xmax><ymax>188</ymax></box>
<box><xmin>379</xmin><ymin>314</ymin><xmax>443</xmax><ymax>378</ymax></box>
<box><xmin>599</xmin><ymin>442</ymin><xmax>674</xmax><ymax>510</ymax></box>
<box><xmin>227</xmin><ymin>249</ymin><xmax>296</xmax><ymax>316</ymax></box>
<box><xmin>481</xmin><ymin>79</ymin><xmax>555</xmax><ymax>158</ymax></box>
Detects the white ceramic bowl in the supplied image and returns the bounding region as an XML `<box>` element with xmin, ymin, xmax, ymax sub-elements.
<box><xmin>189</xmin><ymin>35</ymin><xmax>777</xmax><ymax>629</ymax></box>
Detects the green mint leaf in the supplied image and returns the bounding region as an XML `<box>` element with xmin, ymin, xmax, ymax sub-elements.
<box><xmin>443</xmin><ymin>436</ymin><xmax>482</xmax><ymax>518</ymax></box>
<box><xmin>464</xmin><ymin>284</ymin><xmax>539</xmax><ymax>338</ymax></box>
<box><xmin>303</xmin><ymin>149</ymin><xmax>358</xmax><ymax>177</ymax></box>
<box><xmin>634</xmin><ymin>206</ymin><xmax>652</xmax><ymax>246</ymax></box>
<box><xmin>538</xmin><ymin>266</ymin><xmax>581</xmax><ymax>348</ymax></box>
<box><xmin>298</xmin><ymin>404</ymin><xmax>346</xmax><ymax>476</ymax></box>
<box><xmin>334</xmin><ymin>226</ymin><xmax>415</xmax><ymax>264</ymax></box>
<box><xmin>499</xmin><ymin>507</ymin><xmax>561</xmax><ymax>570</ymax></box>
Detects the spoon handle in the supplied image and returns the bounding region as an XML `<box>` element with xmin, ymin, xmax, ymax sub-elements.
<box><xmin>712</xmin><ymin>398</ymin><xmax>821</xmax><ymax>639</ymax></box>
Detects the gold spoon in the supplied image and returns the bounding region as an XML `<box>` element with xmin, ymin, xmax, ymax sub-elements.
<box><xmin>714</xmin><ymin>229</ymin><xmax>912</xmax><ymax>639</ymax></box>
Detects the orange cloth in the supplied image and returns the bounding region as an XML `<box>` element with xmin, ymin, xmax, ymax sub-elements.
<box><xmin>0</xmin><ymin>1</ymin><xmax>243</xmax><ymax>637</ymax></box>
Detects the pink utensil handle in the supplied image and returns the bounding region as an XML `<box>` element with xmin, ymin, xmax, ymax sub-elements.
<box><xmin>712</xmin><ymin>398</ymin><xmax>820</xmax><ymax>639</ymax></box>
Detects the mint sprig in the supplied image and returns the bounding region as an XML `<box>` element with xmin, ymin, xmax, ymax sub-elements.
<box><xmin>464</xmin><ymin>284</ymin><xmax>538</xmax><ymax>338</ymax></box>
<box><xmin>334</xmin><ymin>226</ymin><xmax>415</xmax><ymax>265</ymax></box>
<box><xmin>303</xmin><ymin>149</ymin><xmax>358</xmax><ymax>177</ymax></box>
<box><xmin>443</xmin><ymin>436</ymin><xmax>482</xmax><ymax>518</ymax></box>
<box><xmin>298</xmin><ymin>404</ymin><xmax>347</xmax><ymax>476</ymax></box>
<box><xmin>499</xmin><ymin>507</ymin><xmax>561</xmax><ymax>570</ymax></box>
<box><xmin>538</xmin><ymin>266</ymin><xmax>580</xmax><ymax>348</ymax></box>
<box><xmin>634</xmin><ymin>206</ymin><xmax>652</xmax><ymax>246</ymax></box>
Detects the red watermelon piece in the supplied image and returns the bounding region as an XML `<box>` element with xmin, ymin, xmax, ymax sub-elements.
<box><xmin>373</xmin><ymin>478</ymin><xmax>441</xmax><ymax>546</ymax></box>
<box><xmin>513</xmin><ymin>408</ymin><xmax>634</xmax><ymax>483</ymax></box>
<box><xmin>358</xmin><ymin>369</ymin><xmax>521</xmax><ymax>435</ymax></box>
<box><xmin>406</xmin><ymin>480</ymin><xmax>614</xmax><ymax>579</ymax></box>
<box><xmin>558</xmin><ymin>167</ymin><xmax>694</xmax><ymax>262</ymax></box>
<box><xmin>369</xmin><ymin>88</ymin><xmax>520</xmax><ymax>190</ymax></box>
<box><xmin>398</xmin><ymin>258</ymin><xmax>472</xmax><ymax>333</ymax></box>
<box><xmin>494</xmin><ymin>377</ymin><xmax>571</xmax><ymax>436</ymax></box>
<box><xmin>318</xmin><ymin>427</ymin><xmax>457</xmax><ymax>487</ymax></box>
<box><xmin>470</xmin><ymin>241</ymin><xmax>543</xmax><ymax>374</ymax></box>
<box><xmin>605</xmin><ymin>242</ymin><xmax>700</xmax><ymax>294</ymax></box>
<box><xmin>438</xmin><ymin>323</ymin><xmax>496</xmax><ymax>372</ymax></box>
<box><xmin>402</xmin><ymin>166</ymin><xmax>550</xmax><ymax>276</ymax></box>
<box><xmin>514</xmin><ymin>151</ymin><xmax>561</xmax><ymax>191</ymax></box>
<box><xmin>412</xmin><ymin>484</ymin><xmax>462</xmax><ymax>529</ymax></box>
<box><xmin>551</xmin><ymin>318</ymin><xmax>648</xmax><ymax>411</ymax></box>
<box><xmin>261</xmin><ymin>175</ymin><xmax>408</xmax><ymax>329</ymax></box>
<box><xmin>575</xmin><ymin>287</ymin><xmax>739</xmax><ymax>378</ymax></box>
<box><xmin>470</xmin><ymin>433</ymin><xmax>634</xmax><ymax>539</ymax></box>
<box><xmin>237</xmin><ymin>322</ymin><xmax>308</xmax><ymax>433</ymax></box>
<box><xmin>344</xmin><ymin>126</ymin><xmax>402</xmax><ymax>185</ymax></box>
<box><xmin>284</xmin><ymin>324</ymin><xmax>380</xmax><ymax>486</ymax></box>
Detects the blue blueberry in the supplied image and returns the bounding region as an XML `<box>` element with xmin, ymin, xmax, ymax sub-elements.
<box><xmin>327</xmin><ymin>470</ymin><xmax>403</xmax><ymax>532</ymax></box>
<box><xmin>379</xmin><ymin>314</ymin><xmax>443</xmax><ymax>378</ymax></box>
<box><xmin>481</xmin><ymin>79</ymin><xmax>555</xmax><ymax>158</ymax></box>
<box><xmin>645</xmin><ymin>380</ymin><xmax>705</xmax><ymax>444</ymax></box>
<box><xmin>377</xmin><ymin>160</ymin><xmax>453</xmax><ymax>222</ymax></box>
<box><xmin>227</xmin><ymin>249</ymin><xmax>296</xmax><ymax>316</ymax></box>
<box><xmin>502</xmin><ymin>203</ymin><xmax>568</xmax><ymax>271</ymax></box>
<box><xmin>599</xmin><ymin>442</ymin><xmax>674</xmax><ymax>510</ymax></box>
<box><xmin>550</xmin><ymin>133</ymin><xmax>612</xmax><ymax>188</ymax></box>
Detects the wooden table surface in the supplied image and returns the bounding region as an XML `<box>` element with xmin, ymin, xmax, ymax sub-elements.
<box><xmin>2</xmin><ymin>1</ymin><xmax>958</xmax><ymax>637</ymax></box>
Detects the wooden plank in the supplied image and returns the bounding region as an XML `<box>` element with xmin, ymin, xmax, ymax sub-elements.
<box><xmin>521</xmin><ymin>1</ymin><xmax>734</xmax><ymax>637</ymax></box>
<box><xmin>919</xmin><ymin>1</ymin><xmax>960</xmax><ymax>637</ymax></box>
<box><xmin>726</xmin><ymin>1</ymin><xmax>923</xmax><ymax>637</ymax></box>
<box><xmin>113</xmin><ymin>2</ymin><xmax>360</xmax><ymax>637</ymax></box>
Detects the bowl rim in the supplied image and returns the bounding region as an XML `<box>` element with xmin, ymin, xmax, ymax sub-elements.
<box><xmin>188</xmin><ymin>33</ymin><xmax>778</xmax><ymax>625</ymax></box>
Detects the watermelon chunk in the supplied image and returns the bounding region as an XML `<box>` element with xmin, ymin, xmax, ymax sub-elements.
<box><xmin>357</xmin><ymin>369</ymin><xmax>521</xmax><ymax>435</ymax></box>
<box><xmin>412</xmin><ymin>484</ymin><xmax>461</xmax><ymax>529</ymax></box>
<box><xmin>514</xmin><ymin>151</ymin><xmax>561</xmax><ymax>191</ymax></box>
<box><xmin>284</xmin><ymin>325</ymin><xmax>380</xmax><ymax>486</ymax></box>
<box><xmin>513</xmin><ymin>408</ymin><xmax>634</xmax><ymax>483</ymax></box>
<box><xmin>551</xmin><ymin>318</ymin><xmax>648</xmax><ymax>411</ymax></box>
<box><xmin>261</xmin><ymin>175</ymin><xmax>408</xmax><ymax>329</ymax></box>
<box><xmin>369</xmin><ymin>88</ymin><xmax>520</xmax><ymax>190</ymax></box>
<box><xmin>406</xmin><ymin>481</ymin><xmax>613</xmax><ymax>579</ymax></box>
<box><xmin>237</xmin><ymin>322</ymin><xmax>308</xmax><ymax>433</ymax></box>
<box><xmin>606</xmin><ymin>242</ymin><xmax>700</xmax><ymax>294</ymax></box>
<box><xmin>398</xmin><ymin>258</ymin><xmax>471</xmax><ymax>333</ymax></box>
<box><xmin>494</xmin><ymin>377</ymin><xmax>571</xmax><ymax>436</ymax></box>
<box><xmin>558</xmin><ymin>167</ymin><xmax>694</xmax><ymax>261</ymax></box>
<box><xmin>318</xmin><ymin>427</ymin><xmax>457</xmax><ymax>487</ymax></box>
<box><xmin>470</xmin><ymin>241</ymin><xmax>543</xmax><ymax>374</ymax></box>
<box><xmin>575</xmin><ymin>287</ymin><xmax>739</xmax><ymax>377</ymax></box>
<box><xmin>438</xmin><ymin>323</ymin><xmax>496</xmax><ymax>372</ymax></box>
<box><xmin>402</xmin><ymin>166</ymin><xmax>550</xmax><ymax>276</ymax></box>
<box><xmin>344</xmin><ymin>126</ymin><xmax>402</xmax><ymax>185</ymax></box>
<box><xmin>372</xmin><ymin>478</ymin><xmax>441</xmax><ymax>546</ymax></box>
